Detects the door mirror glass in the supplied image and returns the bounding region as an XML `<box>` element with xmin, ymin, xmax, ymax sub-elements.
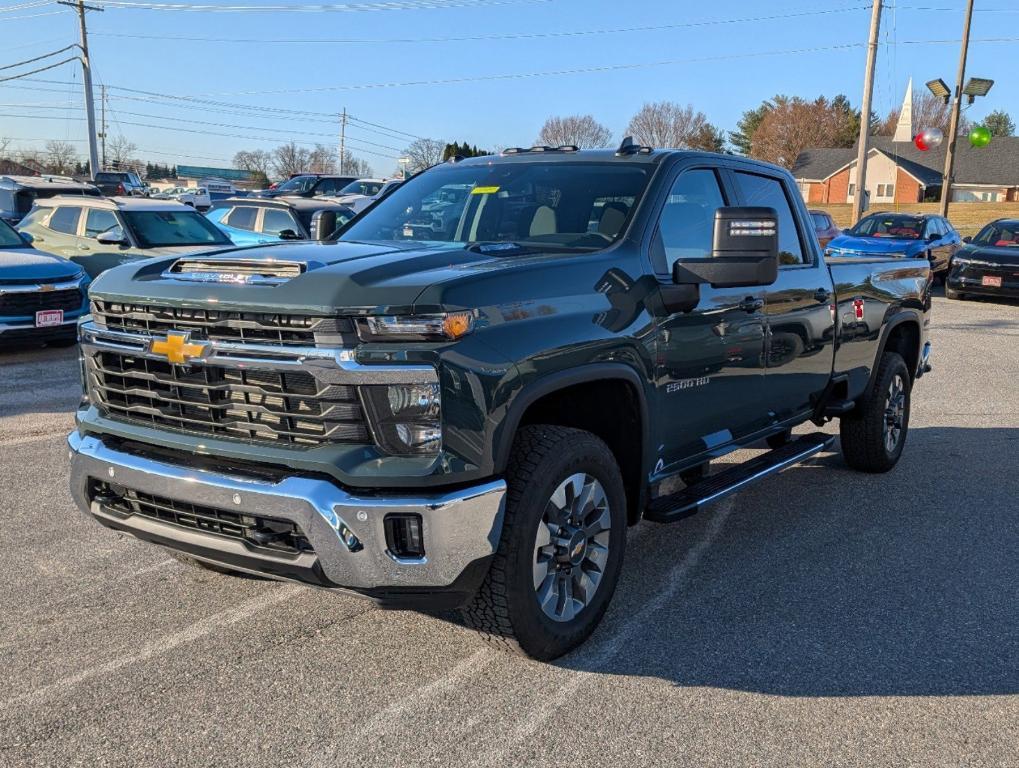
<box><xmin>96</xmin><ymin>226</ymin><xmax>128</xmax><ymax>246</ymax></box>
<box><xmin>672</xmin><ymin>207</ymin><xmax>779</xmax><ymax>288</ymax></box>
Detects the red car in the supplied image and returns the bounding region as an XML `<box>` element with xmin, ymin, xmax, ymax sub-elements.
<box><xmin>809</xmin><ymin>209</ymin><xmax>841</xmax><ymax>248</ymax></box>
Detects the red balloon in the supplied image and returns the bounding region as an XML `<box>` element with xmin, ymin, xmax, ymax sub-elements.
<box><xmin>914</xmin><ymin>133</ymin><xmax>929</xmax><ymax>151</ymax></box>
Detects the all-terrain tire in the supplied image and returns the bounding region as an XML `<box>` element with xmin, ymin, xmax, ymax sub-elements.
<box><xmin>459</xmin><ymin>425</ymin><xmax>627</xmax><ymax>660</ymax></box>
<box><xmin>839</xmin><ymin>351</ymin><xmax>911</xmax><ymax>473</ymax></box>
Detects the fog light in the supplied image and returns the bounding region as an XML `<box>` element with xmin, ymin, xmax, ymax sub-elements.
<box><xmin>384</xmin><ymin>514</ymin><xmax>425</xmax><ymax>559</ymax></box>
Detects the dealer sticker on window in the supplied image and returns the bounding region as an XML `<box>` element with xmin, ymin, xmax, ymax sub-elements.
<box><xmin>35</xmin><ymin>309</ymin><xmax>64</xmax><ymax>328</ymax></box>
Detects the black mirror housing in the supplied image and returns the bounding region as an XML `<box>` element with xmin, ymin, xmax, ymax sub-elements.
<box><xmin>673</xmin><ymin>206</ymin><xmax>779</xmax><ymax>289</ymax></box>
<box><xmin>963</xmin><ymin>235</ymin><xmax>973</xmax><ymax>243</ymax></box>
<box><xmin>310</xmin><ymin>210</ymin><xmax>338</xmax><ymax>240</ymax></box>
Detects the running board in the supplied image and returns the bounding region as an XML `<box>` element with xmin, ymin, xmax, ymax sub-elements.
<box><xmin>644</xmin><ymin>432</ymin><xmax>835</xmax><ymax>524</ymax></box>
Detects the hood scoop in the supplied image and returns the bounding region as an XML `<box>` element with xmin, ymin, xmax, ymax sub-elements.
<box><xmin>163</xmin><ymin>258</ymin><xmax>305</xmax><ymax>286</ymax></box>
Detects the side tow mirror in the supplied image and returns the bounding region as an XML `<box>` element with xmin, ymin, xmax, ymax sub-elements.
<box><xmin>310</xmin><ymin>209</ymin><xmax>338</xmax><ymax>240</ymax></box>
<box><xmin>19</xmin><ymin>231</ymin><xmax>34</xmax><ymax>245</ymax></box>
<box><xmin>963</xmin><ymin>236</ymin><xmax>973</xmax><ymax>243</ymax></box>
<box><xmin>96</xmin><ymin>226</ymin><xmax>129</xmax><ymax>247</ymax></box>
<box><xmin>673</xmin><ymin>206</ymin><xmax>780</xmax><ymax>289</ymax></box>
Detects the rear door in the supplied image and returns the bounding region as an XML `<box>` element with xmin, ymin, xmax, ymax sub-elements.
<box><xmin>650</xmin><ymin>164</ymin><xmax>770</xmax><ymax>471</ymax></box>
<box><xmin>39</xmin><ymin>205</ymin><xmax>83</xmax><ymax>257</ymax></box>
<box><xmin>732</xmin><ymin>169</ymin><xmax>836</xmax><ymax>424</ymax></box>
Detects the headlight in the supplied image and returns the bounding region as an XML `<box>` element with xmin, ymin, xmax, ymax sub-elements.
<box><xmin>357</xmin><ymin>312</ymin><xmax>475</xmax><ymax>342</ymax></box>
<box><xmin>363</xmin><ymin>383</ymin><xmax>442</xmax><ymax>455</ymax></box>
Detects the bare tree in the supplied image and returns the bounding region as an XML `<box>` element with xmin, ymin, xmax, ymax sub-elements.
<box><xmin>107</xmin><ymin>135</ymin><xmax>138</xmax><ymax>170</ymax></box>
<box><xmin>307</xmin><ymin>143</ymin><xmax>337</xmax><ymax>174</ymax></box>
<box><xmin>0</xmin><ymin>137</ymin><xmax>10</xmax><ymax>160</ymax></box>
<box><xmin>750</xmin><ymin>96</ymin><xmax>862</xmax><ymax>168</ymax></box>
<box><xmin>626</xmin><ymin>102</ymin><xmax>723</xmax><ymax>151</ymax></box>
<box><xmin>233</xmin><ymin>149</ymin><xmax>273</xmax><ymax>177</ymax></box>
<box><xmin>339</xmin><ymin>149</ymin><xmax>372</xmax><ymax>177</ymax></box>
<box><xmin>536</xmin><ymin>115</ymin><xmax>612</xmax><ymax>148</ymax></box>
<box><xmin>45</xmin><ymin>140</ymin><xmax>78</xmax><ymax>175</ymax></box>
<box><xmin>402</xmin><ymin>138</ymin><xmax>446</xmax><ymax>173</ymax></box>
<box><xmin>273</xmin><ymin>141</ymin><xmax>312</xmax><ymax>178</ymax></box>
<box><xmin>879</xmin><ymin>91</ymin><xmax>967</xmax><ymax>137</ymax></box>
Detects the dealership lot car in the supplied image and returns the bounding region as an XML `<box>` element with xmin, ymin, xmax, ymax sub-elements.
<box><xmin>0</xmin><ymin>217</ymin><xmax>89</xmax><ymax>346</ymax></box>
<box><xmin>825</xmin><ymin>212</ymin><xmax>960</xmax><ymax>280</ymax></box>
<box><xmin>206</xmin><ymin>196</ymin><xmax>355</xmax><ymax>245</ymax></box>
<box><xmin>0</xmin><ymin>174</ymin><xmax>101</xmax><ymax>226</ymax></box>
<box><xmin>17</xmin><ymin>196</ymin><xmax>233</xmax><ymax>278</ymax></box>
<box><xmin>255</xmin><ymin>173</ymin><xmax>358</xmax><ymax>199</ymax></box>
<box><xmin>328</xmin><ymin>178</ymin><xmax>403</xmax><ymax>213</ymax></box>
<box><xmin>946</xmin><ymin>218</ymin><xmax>1019</xmax><ymax>300</ymax></box>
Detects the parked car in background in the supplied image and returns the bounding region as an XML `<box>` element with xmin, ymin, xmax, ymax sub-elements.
<box><xmin>0</xmin><ymin>217</ymin><xmax>89</xmax><ymax>346</ymax></box>
<box><xmin>206</xmin><ymin>197</ymin><xmax>355</xmax><ymax>245</ymax></box>
<box><xmin>17</xmin><ymin>196</ymin><xmax>233</xmax><ymax>278</ymax></box>
<box><xmin>824</xmin><ymin>212</ymin><xmax>960</xmax><ymax>280</ymax></box>
<box><xmin>809</xmin><ymin>209</ymin><xmax>840</xmax><ymax>248</ymax></box>
<box><xmin>0</xmin><ymin>175</ymin><xmax>101</xmax><ymax>226</ymax></box>
<box><xmin>329</xmin><ymin>178</ymin><xmax>403</xmax><ymax>213</ymax></box>
<box><xmin>946</xmin><ymin>218</ymin><xmax>1019</xmax><ymax>301</ymax></box>
<box><xmin>255</xmin><ymin>174</ymin><xmax>357</xmax><ymax>199</ymax></box>
<box><xmin>92</xmin><ymin>171</ymin><xmax>148</xmax><ymax>198</ymax></box>
<box><xmin>170</xmin><ymin>187</ymin><xmax>212</xmax><ymax>211</ymax></box>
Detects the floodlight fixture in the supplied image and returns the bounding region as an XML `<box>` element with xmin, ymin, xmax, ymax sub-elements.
<box><xmin>926</xmin><ymin>78</ymin><xmax>951</xmax><ymax>104</ymax></box>
<box><xmin>962</xmin><ymin>77</ymin><xmax>994</xmax><ymax>104</ymax></box>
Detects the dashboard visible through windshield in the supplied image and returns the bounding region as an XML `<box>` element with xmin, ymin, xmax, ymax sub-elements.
<box><xmin>339</xmin><ymin>162</ymin><xmax>652</xmax><ymax>252</ymax></box>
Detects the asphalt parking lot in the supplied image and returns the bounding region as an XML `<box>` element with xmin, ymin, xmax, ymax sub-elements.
<box><xmin>1</xmin><ymin>291</ymin><xmax>1016</xmax><ymax>768</ymax></box>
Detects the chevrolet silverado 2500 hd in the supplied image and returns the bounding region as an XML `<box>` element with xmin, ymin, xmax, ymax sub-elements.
<box><xmin>69</xmin><ymin>142</ymin><xmax>932</xmax><ymax>660</ymax></box>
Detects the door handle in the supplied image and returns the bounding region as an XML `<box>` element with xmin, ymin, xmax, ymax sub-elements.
<box><xmin>814</xmin><ymin>287</ymin><xmax>832</xmax><ymax>303</ymax></box>
<box><xmin>738</xmin><ymin>296</ymin><xmax>764</xmax><ymax>313</ymax></box>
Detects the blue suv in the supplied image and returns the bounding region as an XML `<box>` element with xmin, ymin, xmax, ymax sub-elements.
<box><xmin>824</xmin><ymin>212</ymin><xmax>961</xmax><ymax>281</ymax></box>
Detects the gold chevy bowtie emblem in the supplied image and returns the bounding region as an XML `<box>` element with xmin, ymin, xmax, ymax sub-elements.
<box><xmin>149</xmin><ymin>331</ymin><xmax>208</xmax><ymax>365</ymax></box>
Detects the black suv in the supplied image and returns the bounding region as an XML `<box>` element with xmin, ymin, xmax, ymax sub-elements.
<box><xmin>92</xmin><ymin>171</ymin><xmax>147</xmax><ymax>197</ymax></box>
<box><xmin>257</xmin><ymin>174</ymin><xmax>358</xmax><ymax>199</ymax></box>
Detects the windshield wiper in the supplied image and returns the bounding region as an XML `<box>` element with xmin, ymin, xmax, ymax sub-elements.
<box><xmin>465</xmin><ymin>241</ymin><xmax>598</xmax><ymax>255</ymax></box>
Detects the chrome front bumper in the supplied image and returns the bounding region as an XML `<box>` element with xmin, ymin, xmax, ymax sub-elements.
<box><xmin>68</xmin><ymin>432</ymin><xmax>506</xmax><ymax>596</ymax></box>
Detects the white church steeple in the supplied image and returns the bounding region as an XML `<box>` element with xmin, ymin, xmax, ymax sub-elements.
<box><xmin>893</xmin><ymin>78</ymin><xmax>914</xmax><ymax>143</ymax></box>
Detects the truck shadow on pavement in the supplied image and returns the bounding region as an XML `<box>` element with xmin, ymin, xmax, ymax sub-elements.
<box><xmin>557</xmin><ymin>425</ymin><xmax>1019</xmax><ymax>698</ymax></box>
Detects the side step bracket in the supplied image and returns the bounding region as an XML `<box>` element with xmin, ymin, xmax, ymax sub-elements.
<box><xmin>644</xmin><ymin>432</ymin><xmax>834</xmax><ymax>524</ymax></box>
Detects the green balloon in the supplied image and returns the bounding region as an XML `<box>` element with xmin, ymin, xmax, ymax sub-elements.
<box><xmin>969</xmin><ymin>125</ymin><xmax>992</xmax><ymax>148</ymax></box>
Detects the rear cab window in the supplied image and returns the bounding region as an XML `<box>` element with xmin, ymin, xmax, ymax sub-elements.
<box><xmin>733</xmin><ymin>171</ymin><xmax>807</xmax><ymax>266</ymax></box>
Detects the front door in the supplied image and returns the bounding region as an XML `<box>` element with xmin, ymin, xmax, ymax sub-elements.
<box><xmin>650</xmin><ymin>167</ymin><xmax>770</xmax><ymax>474</ymax></box>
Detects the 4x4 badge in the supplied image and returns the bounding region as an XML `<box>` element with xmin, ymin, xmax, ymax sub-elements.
<box><xmin>149</xmin><ymin>330</ymin><xmax>209</xmax><ymax>365</ymax></box>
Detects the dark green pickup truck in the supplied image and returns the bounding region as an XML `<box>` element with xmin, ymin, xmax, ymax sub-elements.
<box><xmin>69</xmin><ymin>143</ymin><xmax>932</xmax><ymax>659</ymax></box>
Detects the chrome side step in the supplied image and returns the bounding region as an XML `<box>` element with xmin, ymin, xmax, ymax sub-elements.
<box><xmin>644</xmin><ymin>432</ymin><xmax>835</xmax><ymax>524</ymax></box>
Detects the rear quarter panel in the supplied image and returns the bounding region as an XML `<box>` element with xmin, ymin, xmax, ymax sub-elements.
<box><xmin>827</xmin><ymin>255</ymin><xmax>931</xmax><ymax>399</ymax></box>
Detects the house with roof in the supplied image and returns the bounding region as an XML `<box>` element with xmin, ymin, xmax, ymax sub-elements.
<box><xmin>792</xmin><ymin>79</ymin><xmax>1019</xmax><ymax>205</ymax></box>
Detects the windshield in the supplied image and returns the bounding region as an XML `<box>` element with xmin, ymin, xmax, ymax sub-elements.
<box><xmin>275</xmin><ymin>176</ymin><xmax>317</xmax><ymax>193</ymax></box>
<box><xmin>0</xmin><ymin>219</ymin><xmax>27</xmax><ymax>248</ymax></box>
<box><xmin>340</xmin><ymin>162</ymin><xmax>651</xmax><ymax>250</ymax></box>
<box><xmin>849</xmin><ymin>214</ymin><xmax>924</xmax><ymax>239</ymax></box>
<box><xmin>339</xmin><ymin>180</ymin><xmax>382</xmax><ymax>196</ymax></box>
<box><xmin>122</xmin><ymin>210</ymin><xmax>232</xmax><ymax>248</ymax></box>
<box><xmin>973</xmin><ymin>220</ymin><xmax>1019</xmax><ymax>247</ymax></box>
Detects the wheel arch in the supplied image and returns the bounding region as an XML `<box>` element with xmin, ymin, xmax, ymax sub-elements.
<box><xmin>866</xmin><ymin>312</ymin><xmax>923</xmax><ymax>397</ymax></box>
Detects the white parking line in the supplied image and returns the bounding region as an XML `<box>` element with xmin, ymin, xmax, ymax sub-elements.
<box><xmin>1</xmin><ymin>584</ymin><xmax>302</xmax><ymax>711</ymax></box>
<box><xmin>468</xmin><ymin>497</ymin><xmax>737</xmax><ymax>767</ymax></box>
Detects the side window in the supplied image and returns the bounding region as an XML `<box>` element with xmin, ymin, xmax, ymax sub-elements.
<box><xmin>85</xmin><ymin>209</ymin><xmax>118</xmax><ymax>238</ymax></box>
<box><xmin>224</xmin><ymin>206</ymin><xmax>258</xmax><ymax>231</ymax></box>
<box><xmin>315</xmin><ymin>179</ymin><xmax>337</xmax><ymax>195</ymax></box>
<box><xmin>924</xmin><ymin>219</ymin><xmax>942</xmax><ymax>239</ymax></box>
<box><xmin>47</xmin><ymin>207</ymin><xmax>82</xmax><ymax>235</ymax></box>
<box><xmin>261</xmin><ymin>208</ymin><xmax>299</xmax><ymax>236</ymax></box>
<box><xmin>733</xmin><ymin>172</ymin><xmax>807</xmax><ymax>266</ymax></box>
<box><xmin>656</xmin><ymin>169</ymin><xmax>726</xmax><ymax>272</ymax></box>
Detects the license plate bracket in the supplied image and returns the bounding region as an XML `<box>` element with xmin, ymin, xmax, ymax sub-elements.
<box><xmin>35</xmin><ymin>309</ymin><xmax>64</xmax><ymax>328</ymax></box>
<box><xmin>982</xmin><ymin>275</ymin><xmax>1003</xmax><ymax>288</ymax></box>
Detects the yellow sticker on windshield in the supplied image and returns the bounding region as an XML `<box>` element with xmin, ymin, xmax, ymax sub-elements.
<box><xmin>471</xmin><ymin>186</ymin><xmax>500</xmax><ymax>195</ymax></box>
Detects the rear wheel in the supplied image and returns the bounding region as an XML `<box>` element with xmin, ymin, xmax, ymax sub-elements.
<box><xmin>839</xmin><ymin>351</ymin><xmax>911</xmax><ymax>473</ymax></box>
<box><xmin>460</xmin><ymin>425</ymin><xmax>626</xmax><ymax>660</ymax></box>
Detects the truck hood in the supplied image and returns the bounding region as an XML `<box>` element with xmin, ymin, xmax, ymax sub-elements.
<box><xmin>959</xmin><ymin>244</ymin><xmax>1019</xmax><ymax>266</ymax></box>
<box><xmin>88</xmin><ymin>239</ymin><xmax>571</xmax><ymax>314</ymax></box>
<box><xmin>0</xmin><ymin>247</ymin><xmax>85</xmax><ymax>283</ymax></box>
<box><xmin>827</xmin><ymin>235</ymin><xmax>926</xmax><ymax>256</ymax></box>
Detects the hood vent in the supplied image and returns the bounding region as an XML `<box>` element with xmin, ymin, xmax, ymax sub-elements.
<box><xmin>163</xmin><ymin>258</ymin><xmax>304</xmax><ymax>286</ymax></box>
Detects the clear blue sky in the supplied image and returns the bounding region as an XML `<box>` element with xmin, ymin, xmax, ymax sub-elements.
<box><xmin>1</xmin><ymin>0</ymin><xmax>1017</xmax><ymax>175</ymax></box>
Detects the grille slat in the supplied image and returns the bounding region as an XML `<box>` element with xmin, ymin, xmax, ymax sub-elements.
<box><xmin>91</xmin><ymin>300</ymin><xmax>355</xmax><ymax>347</ymax></box>
<box><xmin>1</xmin><ymin>288</ymin><xmax>83</xmax><ymax>316</ymax></box>
<box><xmin>89</xmin><ymin>351</ymin><xmax>371</xmax><ymax>446</ymax></box>
<box><xmin>91</xmin><ymin>480</ymin><xmax>313</xmax><ymax>554</ymax></box>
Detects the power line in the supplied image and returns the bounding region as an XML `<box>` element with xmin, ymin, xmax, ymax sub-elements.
<box><xmin>0</xmin><ymin>57</ymin><xmax>79</xmax><ymax>84</ymax></box>
<box><xmin>90</xmin><ymin>6</ymin><xmax>872</xmax><ymax>44</ymax></box>
<box><xmin>0</xmin><ymin>44</ymin><xmax>79</xmax><ymax>72</ymax></box>
<box><xmin>96</xmin><ymin>0</ymin><xmax>549</xmax><ymax>12</ymax></box>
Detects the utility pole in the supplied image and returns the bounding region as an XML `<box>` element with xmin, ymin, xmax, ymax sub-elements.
<box><xmin>59</xmin><ymin>0</ymin><xmax>102</xmax><ymax>177</ymax></box>
<box><xmin>100</xmin><ymin>83</ymin><xmax>107</xmax><ymax>171</ymax></box>
<box><xmin>851</xmin><ymin>0</ymin><xmax>882</xmax><ymax>226</ymax></box>
<box><xmin>940</xmin><ymin>0</ymin><xmax>975</xmax><ymax>217</ymax></box>
<box><xmin>339</xmin><ymin>107</ymin><xmax>347</xmax><ymax>174</ymax></box>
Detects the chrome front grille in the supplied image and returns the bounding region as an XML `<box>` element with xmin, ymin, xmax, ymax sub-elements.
<box><xmin>91</xmin><ymin>300</ymin><xmax>354</xmax><ymax>347</ymax></box>
<box><xmin>87</xmin><ymin>350</ymin><xmax>371</xmax><ymax>446</ymax></box>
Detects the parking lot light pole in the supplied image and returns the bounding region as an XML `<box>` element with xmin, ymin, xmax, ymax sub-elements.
<box><xmin>852</xmin><ymin>0</ymin><xmax>882</xmax><ymax>226</ymax></box>
<box><xmin>939</xmin><ymin>0</ymin><xmax>975</xmax><ymax>218</ymax></box>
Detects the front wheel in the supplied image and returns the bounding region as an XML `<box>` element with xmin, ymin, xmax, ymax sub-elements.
<box><xmin>839</xmin><ymin>351</ymin><xmax>911</xmax><ymax>473</ymax></box>
<box><xmin>460</xmin><ymin>425</ymin><xmax>627</xmax><ymax>660</ymax></box>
